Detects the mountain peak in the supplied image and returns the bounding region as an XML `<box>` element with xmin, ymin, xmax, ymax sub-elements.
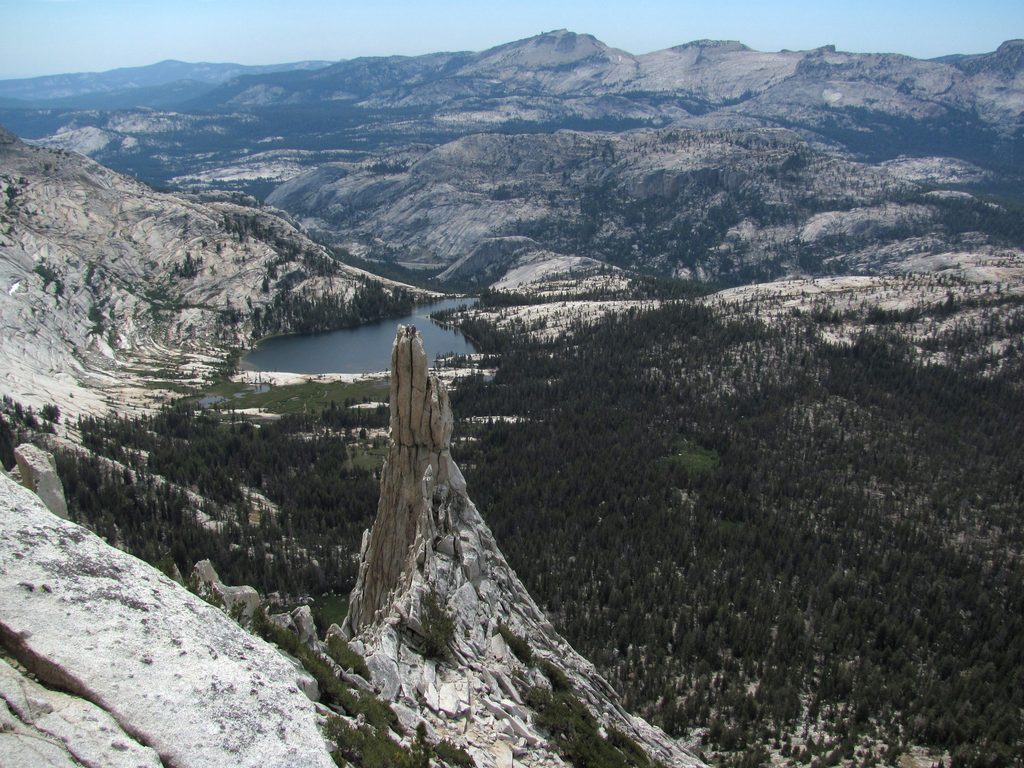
<box><xmin>944</xmin><ymin>39</ymin><xmax>1024</xmax><ymax>77</ymax></box>
<box><xmin>474</xmin><ymin>28</ymin><xmax>616</xmax><ymax>70</ymax></box>
<box><xmin>343</xmin><ymin>326</ymin><xmax>458</xmax><ymax>635</ymax></box>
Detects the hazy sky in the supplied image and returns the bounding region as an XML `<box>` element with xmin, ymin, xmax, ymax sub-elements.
<box><xmin>2</xmin><ymin>0</ymin><xmax>1022</xmax><ymax>79</ymax></box>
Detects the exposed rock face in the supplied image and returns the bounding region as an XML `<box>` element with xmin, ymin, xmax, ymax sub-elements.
<box><xmin>13</xmin><ymin>443</ymin><xmax>68</xmax><ymax>519</ymax></box>
<box><xmin>344</xmin><ymin>327</ymin><xmax>702</xmax><ymax>768</ymax></box>
<box><xmin>0</xmin><ymin>655</ymin><xmax>162</xmax><ymax>768</ymax></box>
<box><xmin>0</xmin><ymin>472</ymin><xmax>335</xmax><ymax>768</ymax></box>
<box><xmin>269</xmin><ymin>127</ymin><xmax>992</xmax><ymax>286</ymax></box>
<box><xmin>190</xmin><ymin>558</ymin><xmax>261</xmax><ymax>623</ymax></box>
<box><xmin>0</xmin><ymin>131</ymin><xmax>414</xmax><ymax>420</ymax></box>
<box><xmin>344</xmin><ymin>325</ymin><xmax>458</xmax><ymax>634</ymax></box>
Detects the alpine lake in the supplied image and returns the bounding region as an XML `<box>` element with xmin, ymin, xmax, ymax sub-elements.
<box><xmin>196</xmin><ymin>298</ymin><xmax>478</xmax><ymax>416</ymax></box>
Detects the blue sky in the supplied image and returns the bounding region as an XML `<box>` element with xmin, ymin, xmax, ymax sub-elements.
<box><xmin>2</xmin><ymin>0</ymin><xmax>1022</xmax><ymax>78</ymax></box>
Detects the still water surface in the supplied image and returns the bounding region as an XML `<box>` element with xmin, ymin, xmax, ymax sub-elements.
<box><xmin>241</xmin><ymin>298</ymin><xmax>477</xmax><ymax>374</ymax></box>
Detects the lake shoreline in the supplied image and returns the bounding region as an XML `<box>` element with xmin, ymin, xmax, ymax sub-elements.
<box><xmin>240</xmin><ymin>297</ymin><xmax>479</xmax><ymax>375</ymax></box>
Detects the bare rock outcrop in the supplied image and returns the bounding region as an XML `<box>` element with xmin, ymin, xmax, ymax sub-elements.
<box><xmin>343</xmin><ymin>327</ymin><xmax>702</xmax><ymax>768</ymax></box>
<box><xmin>0</xmin><ymin>472</ymin><xmax>335</xmax><ymax>768</ymax></box>
<box><xmin>13</xmin><ymin>443</ymin><xmax>68</xmax><ymax>519</ymax></box>
<box><xmin>0</xmin><ymin>655</ymin><xmax>163</xmax><ymax>768</ymax></box>
<box><xmin>190</xmin><ymin>558</ymin><xmax>261</xmax><ymax>623</ymax></box>
<box><xmin>344</xmin><ymin>324</ymin><xmax>459</xmax><ymax>635</ymax></box>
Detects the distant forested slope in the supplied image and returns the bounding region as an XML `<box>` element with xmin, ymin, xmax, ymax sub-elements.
<box><xmin>451</xmin><ymin>302</ymin><xmax>1024</xmax><ymax>767</ymax></box>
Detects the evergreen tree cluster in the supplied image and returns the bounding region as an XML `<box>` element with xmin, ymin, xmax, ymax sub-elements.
<box><xmin>57</xmin><ymin>401</ymin><xmax>388</xmax><ymax>596</ymax></box>
<box><xmin>217</xmin><ymin>210</ymin><xmax>416</xmax><ymax>339</ymax></box>
<box><xmin>449</xmin><ymin>301</ymin><xmax>1024</xmax><ymax>765</ymax></box>
<box><xmin>250</xmin><ymin>280</ymin><xmax>415</xmax><ymax>338</ymax></box>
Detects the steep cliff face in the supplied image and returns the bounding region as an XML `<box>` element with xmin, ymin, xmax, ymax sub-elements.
<box><xmin>0</xmin><ymin>128</ymin><xmax>410</xmax><ymax>419</ymax></box>
<box><xmin>343</xmin><ymin>327</ymin><xmax>701</xmax><ymax>768</ymax></box>
<box><xmin>344</xmin><ymin>326</ymin><xmax>460</xmax><ymax>634</ymax></box>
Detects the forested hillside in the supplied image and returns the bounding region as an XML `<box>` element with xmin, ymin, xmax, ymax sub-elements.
<box><xmin>449</xmin><ymin>302</ymin><xmax>1024</xmax><ymax>767</ymax></box>
<box><xmin>8</xmin><ymin>291</ymin><xmax>1021</xmax><ymax>767</ymax></box>
<box><xmin>11</xmin><ymin>401</ymin><xmax>388</xmax><ymax>598</ymax></box>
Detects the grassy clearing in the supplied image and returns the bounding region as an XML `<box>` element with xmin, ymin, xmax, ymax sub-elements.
<box><xmin>662</xmin><ymin>439</ymin><xmax>720</xmax><ymax>480</ymax></box>
<box><xmin>200</xmin><ymin>380</ymin><xmax>252</xmax><ymax>398</ymax></box>
<box><xmin>350</xmin><ymin>442</ymin><xmax>388</xmax><ymax>472</ymax></box>
<box><xmin>312</xmin><ymin>593</ymin><xmax>351</xmax><ymax>631</ymax></box>
<box><xmin>139</xmin><ymin>379</ymin><xmax>198</xmax><ymax>394</ymax></box>
<box><xmin>192</xmin><ymin>376</ymin><xmax>392</xmax><ymax>470</ymax></box>
<box><xmin>233</xmin><ymin>379</ymin><xmax>389</xmax><ymax>414</ymax></box>
<box><xmin>197</xmin><ymin>378</ymin><xmax>390</xmax><ymax>415</ymax></box>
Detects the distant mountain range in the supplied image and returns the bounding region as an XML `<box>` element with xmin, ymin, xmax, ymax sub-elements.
<box><xmin>0</xmin><ymin>59</ymin><xmax>332</xmax><ymax>109</ymax></box>
<box><xmin>188</xmin><ymin>31</ymin><xmax>1024</xmax><ymax>129</ymax></box>
<box><xmin>1</xmin><ymin>30</ymin><xmax>1022</xmax><ymax>286</ymax></box>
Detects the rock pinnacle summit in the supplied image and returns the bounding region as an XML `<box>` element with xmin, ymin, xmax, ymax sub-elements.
<box><xmin>343</xmin><ymin>323</ymin><xmax>463</xmax><ymax>636</ymax></box>
<box><xmin>342</xmin><ymin>326</ymin><xmax>702</xmax><ymax>767</ymax></box>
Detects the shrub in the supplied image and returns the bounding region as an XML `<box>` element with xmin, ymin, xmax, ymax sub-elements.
<box><xmin>252</xmin><ymin>608</ymin><xmax>398</xmax><ymax>733</ymax></box>
<box><xmin>537</xmin><ymin>659</ymin><xmax>571</xmax><ymax>693</ymax></box>
<box><xmin>327</xmin><ymin>634</ymin><xmax>371</xmax><ymax>679</ymax></box>
<box><xmin>435</xmin><ymin>739</ymin><xmax>475</xmax><ymax>768</ymax></box>
<box><xmin>498</xmin><ymin>623</ymin><xmax>533</xmax><ymax>665</ymax></box>
<box><xmin>325</xmin><ymin>717</ymin><xmax>410</xmax><ymax>768</ymax></box>
<box><xmin>420</xmin><ymin>590</ymin><xmax>455</xmax><ymax>661</ymax></box>
<box><xmin>526</xmin><ymin>686</ymin><xmax>651</xmax><ymax>768</ymax></box>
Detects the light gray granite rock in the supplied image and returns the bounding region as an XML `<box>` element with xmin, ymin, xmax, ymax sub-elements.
<box><xmin>0</xmin><ymin>473</ymin><xmax>335</xmax><ymax>768</ymax></box>
<box><xmin>13</xmin><ymin>443</ymin><xmax>68</xmax><ymax>519</ymax></box>
<box><xmin>291</xmin><ymin>605</ymin><xmax>319</xmax><ymax>650</ymax></box>
<box><xmin>190</xmin><ymin>558</ymin><xmax>262</xmax><ymax>623</ymax></box>
<box><xmin>0</xmin><ymin>656</ymin><xmax>162</xmax><ymax>768</ymax></box>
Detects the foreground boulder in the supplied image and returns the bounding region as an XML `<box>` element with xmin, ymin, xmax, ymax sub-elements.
<box><xmin>0</xmin><ymin>472</ymin><xmax>335</xmax><ymax>768</ymax></box>
<box><xmin>344</xmin><ymin>326</ymin><xmax>703</xmax><ymax>767</ymax></box>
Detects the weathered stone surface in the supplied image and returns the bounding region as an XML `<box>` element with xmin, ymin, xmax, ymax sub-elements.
<box><xmin>291</xmin><ymin>605</ymin><xmax>319</xmax><ymax>650</ymax></box>
<box><xmin>438</xmin><ymin>680</ymin><xmax>470</xmax><ymax>718</ymax></box>
<box><xmin>190</xmin><ymin>558</ymin><xmax>261</xmax><ymax>623</ymax></box>
<box><xmin>0</xmin><ymin>473</ymin><xmax>335</xmax><ymax>768</ymax></box>
<box><xmin>325</xmin><ymin>622</ymin><xmax>345</xmax><ymax>643</ymax></box>
<box><xmin>344</xmin><ymin>326</ymin><xmax>459</xmax><ymax>636</ymax></box>
<box><xmin>0</xmin><ymin>656</ymin><xmax>163</xmax><ymax>768</ymax></box>
<box><xmin>342</xmin><ymin>327</ymin><xmax>703</xmax><ymax>768</ymax></box>
<box><xmin>269</xmin><ymin>612</ymin><xmax>297</xmax><ymax>634</ymax></box>
<box><xmin>392</xmin><ymin>702</ymin><xmax>436</xmax><ymax>741</ymax></box>
<box><xmin>0</xmin><ymin>730</ymin><xmax>81</xmax><ymax>768</ymax></box>
<box><xmin>365</xmin><ymin>651</ymin><xmax>402</xmax><ymax>702</ymax></box>
<box><xmin>13</xmin><ymin>443</ymin><xmax>68</xmax><ymax>519</ymax></box>
<box><xmin>279</xmin><ymin>652</ymin><xmax>320</xmax><ymax>703</ymax></box>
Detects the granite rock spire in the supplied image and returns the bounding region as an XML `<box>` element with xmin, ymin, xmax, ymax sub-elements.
<box><xmin>342</xmin><ymin>326</ymin><xmax>702</xmax><ymax>768</ymax></box>
<box><xmin>343</xmin><ymin>325</ymin><xmax>462</xmax><ymax>636</ymax></box>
